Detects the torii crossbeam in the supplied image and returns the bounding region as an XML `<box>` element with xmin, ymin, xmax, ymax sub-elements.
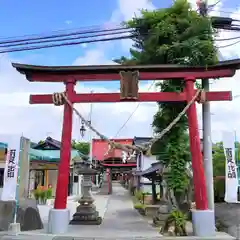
<box><xmin>12</xmin><ymin>59</ymin><xmax>240</xmax><ymax>234</ymax></box>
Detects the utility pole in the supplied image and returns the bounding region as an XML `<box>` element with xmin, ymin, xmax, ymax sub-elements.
<box><xmin>89</xmin><ymin>91</ymin><xmax>93</xmax><ymax>165</ymax></box>
<box><xmin>88</xmin><ymin>91</ymin><xmax>97</xmax><ymax>186</ymax></box>
<box><xmin>197</xmin><ymin>0</ymin><xmax>214</xmax><ymax>210</ymax></box>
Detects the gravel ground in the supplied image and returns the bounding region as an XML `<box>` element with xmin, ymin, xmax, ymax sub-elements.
<box><xmin>215</xmin><ymin>202</ymin><xmax>240</xmax><ymax>238</ymax></box>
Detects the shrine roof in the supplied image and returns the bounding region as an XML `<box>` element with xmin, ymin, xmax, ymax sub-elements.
<box><xmin>33</xmin><ymin>136</ymin><xmax>61</xmax><ymax>150</ymax></box>
<box><xmin>12</xmin><ymin>59</ymin><xmax>240</xmax><ymax>76</ymax></box>
<box><xmin>135</xmin><ymin>162</ymin><xmax>163</xmax><ymax>178</ymax></box>
<box><xmin>92</xmin><ymin>138</ymin><xmax>133</xmax><ymax>161</ymax></box>
<box><xmin>133</xmin><ymin>136</ymin><xmax>152</xmax><ymax>146</ymax></box>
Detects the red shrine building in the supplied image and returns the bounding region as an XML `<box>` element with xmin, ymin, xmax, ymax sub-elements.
<box><xmin>92</xmin><ymin>138</ymin><xmax>136</xmax><ymax>192</ymax></box>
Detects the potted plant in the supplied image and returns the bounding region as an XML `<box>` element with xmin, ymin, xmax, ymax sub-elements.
<box><xmin>33</xmin><ymin>188</ymin><xmax>40</xmax><ymax>204</ymax></box>
<box><xmin>39</xmin><ymin>187</ymin><xmax>47</xmax><ymax>205</ymax></box>
<box><xmin>46</xmin><ymin>185</ymin><xmax>53</xmax><ymax>199</ymax></box>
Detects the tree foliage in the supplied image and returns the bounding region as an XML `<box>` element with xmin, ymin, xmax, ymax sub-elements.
<box><xmin>116</xmin><ymin>0</ymin><xmax>218</xmax><ymax>199</ymax></box>
<box><xmin>72</xmin><ymin>140</ymin><xmax>90</xmax><ymax>155</ymax></box>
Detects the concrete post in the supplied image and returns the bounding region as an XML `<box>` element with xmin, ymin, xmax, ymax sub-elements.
<box><xmin>202</xmin><ymin>79</ymin><xmax>214</xmax><ymax>210</ymax></box>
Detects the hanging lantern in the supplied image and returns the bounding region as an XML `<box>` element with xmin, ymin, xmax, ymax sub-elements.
<box><xmin>80</xmin><ymin>123</ymin><xmax>86</xmax><ymax>138</ymax></box>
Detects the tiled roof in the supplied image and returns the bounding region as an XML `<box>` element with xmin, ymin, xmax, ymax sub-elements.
<box><xmin>133</xmin><ymin>137</ymin><xmax>152</xmax><ymax>147</ymax></box>
<box><xmin>135</xmin><ymin>162</ymin><xmax>163</xmax><ymax>177</ymax></box>
<box><xmin>29</xmin><ymin>148</ymin><xmax>80</xmax><ymax>162</ymax></box>
<box><xmin>92</xmin><ymin>138</ymin><xmax>133</xmax><ymax>161</ymax></box>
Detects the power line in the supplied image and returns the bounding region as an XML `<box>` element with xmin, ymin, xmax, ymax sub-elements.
<box><xmin>1</xmin><ymin>31</ymin><xmax>240</xmax><ymax>54</ymax></box>
<box><xmin>0</xmin><ymin>26</ymin><xmax>127</xmax><ymax>45</ymax></box>
<box><xmin>218</xmin><ymin>38</ymin><xmax>240</xmax><ymax>48</ymax></box>
<box><xmin>0</xmin><ymin>29</ymin><xmax>131</xmax><ymax>48</ymax></box>
<box><xmin>1</xmin><ymin>11</ymin><xmax>240</xmax><ymax>53</ymax></box>
<box><xmin>215</xmin><ymin>10</ymin><xmax>240</xmax><ymax>16</ymax></box>
<box><xmin>215</xmin><ymin>35</ymin><xmax>240</xmax><ymax>41</ymax></box>
<box><xmin>0</xmin><ymin>34</ymin><xmax>134</xmax><ymax>54</ymax></box>
<box><xmin>0</xmin><ymin>24</ymin><xmax>121</xmax><ymax>41</ymax></box>
<box><xmin>2</xmin><ymin>26</ymin><xmax>240</xmax><ymax>54</ymax></box>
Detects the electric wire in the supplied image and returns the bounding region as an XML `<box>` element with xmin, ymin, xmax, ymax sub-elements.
<box><xmin>1</xmin><ymin>10</ymin><xmax>240</xmax><ymax>47</ymax></box>
<box><xmin>0</xmin><ymin>25</ymin><xmax>102</xmax><ymax>40</ymax></box>
<box><xmin>218</xmin><ymin>38</ymin><xmax>240</xmax><ymax>48</ymax></box>
<box><xmin>0</xmin><ymin>29</ymin><xmax>131</xmax><ymax>48</ymax></box>
<box><xmin>1</xmin><ymin>30</ymin><xmax>240</xmax><ymax>54</ymax></box>
<box><xmin>0</xmin><ymin>26</ymin><xmax>128</xmax><ymax>45</ymax></box>
<box><xmin>0</xmin><ymin>34</ymin><xmax>134</xmax><ymax>54</ymax></box>
<box><xmin>2</xmin><ymin>29</ymin><xmax>240</xmax><ymax>54</ymax></box>
<box><xmin>1</xmin><ymin>28</ymin><xmax>238</xmax><ymax>49</ymax></box>
<box><xmin>0</xmin><ymin>10</ymin><xmax>240</xmax><ymax>53</ymax></box>
<box><xmin>214</xmin><ymin>35</ymin><xmax>240</xmax><ymax>41</ymax></box>
<box><xmin>208</xmin><ymin>0</ymin><xmax>221</xmax><ymax>9</ymax></box>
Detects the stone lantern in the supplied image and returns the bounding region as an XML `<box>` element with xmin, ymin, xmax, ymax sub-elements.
<box><xmin>70</xmin><ymin>157</ymin><xmax>102</xmax><ymax>225</ymax></box>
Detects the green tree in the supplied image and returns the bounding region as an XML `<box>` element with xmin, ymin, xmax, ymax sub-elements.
<box><xmin>72</xmin><ymin>140</ymin><xmax>90</xmax><ymax>155</ymax></box>
<box><xmin>38</xmin><ymin>140</ymin><xmax>45</xmax><ymax>145</ymax></box>
<box><xmin>212</xmin><ymin>142</ymin><xmax>225</xmax><ymax>202</ymax></box>
<box><xmin>116</xmin><ymin>0</ymin><xmax>217</xmax><ymax>203</ymax></box>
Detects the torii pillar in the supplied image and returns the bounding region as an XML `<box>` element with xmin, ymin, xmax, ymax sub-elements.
<box><xmin>48</xmin><ymin>79</ymin><xmax>75</xmax><ymax>234</ymax></box>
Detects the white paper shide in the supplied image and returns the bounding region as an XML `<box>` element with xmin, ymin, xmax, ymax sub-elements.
<box><xmin>222</xmin><ymin>131</ymin><xmax>239</xmax><ymax>203</ymax></box>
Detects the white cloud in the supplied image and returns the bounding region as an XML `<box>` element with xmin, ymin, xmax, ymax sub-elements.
<box><xmin>109</xmin><ymin>0</ymin><xmax>156</xmax><ymax>51</ymax></box>
<box><xmin>81</xmin><ymin>43</ymin><xmax>88</xmax><ymax>48</ymax></box>
<box><xmin>110</xmin><ymin>0</ymin><xmax>155</xmax><ymax>22</ymax></box>
<box><xmin>0</xmin><ymin>54</ymin><xmax>157</xmax><ymax>144</ymax></box>
<box><xmin>216</xmin><ymin>9</ymin><xmax>240</xmax><ymax>58</ymax></box>
<box><xmin>196</xmin><ymin>70</ymin><xmax>240</xmax><ymax>142</ymax></box>
<box><xmin>1</xmin><ymin>51</ymin><xmax>240</xmax><ymax>145</ymax></box>
<box><xmin>1</xmin><ymin>0</ymin><xmax>239</xmax><ymax>147</ymax></box>
<box><xmin>188</xmin><ymin>0</ymin><xmax>222</xmax><ymax>13</ymax></box>
<box><xmin>73</xmin><ymin>49</ymin><xmax>113</xmax><ymax>65</ymax></box>
<box><xmin>65</xmin><ymin>20</ymin><xmax>72</xmax><ymax>25</ymax></box>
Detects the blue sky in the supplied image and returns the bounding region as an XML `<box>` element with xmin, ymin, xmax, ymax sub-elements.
<box><xmin>0</xmin><ymin>0</ymin><xmax>238</xmax><ymax>89</ymax></box>
<box><xmin>0</xmin><ymin>0</ymin><xmax>238</xmax><ymax>65</ymax></box>
<box><xmin>0</xmin><ymin>0</ymin><xmax>170</xmax><ymax>66</ymax></box>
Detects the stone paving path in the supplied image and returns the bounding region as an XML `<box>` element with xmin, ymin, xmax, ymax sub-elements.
<box><xmin>0</xmin><ymin>182</ymin><xmax>160</xmax><ymax>239</ymax></box>
<box><xmin>97</xmin><ymin>182</ymin><xmax>160</xmax><ymax>238</ymax></box>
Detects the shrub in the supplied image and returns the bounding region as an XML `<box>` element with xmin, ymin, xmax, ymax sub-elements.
<box><xmin>33</xmin><ymin>188</ymin><xmax>40</xmax><ymax>200</ymax></box>
<box><xmin>134</xmin><ymin>190</ymin><xmax>144</xmax><ymax>201</ymax></box>
<box><xmin>134</xmin><ymin>202</ymin><xmax>145</xmax><ymax>209</ymax></box>
<box><xmin>162</xmin><ymin>209</ymin><xmax>187</xmax><ymax>236</ymax></box>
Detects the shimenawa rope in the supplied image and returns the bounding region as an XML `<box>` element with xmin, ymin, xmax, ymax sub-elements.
<box><xmin>52</xmin><ymin>89</ymin><xmax>204</xmax><ymax>154</ymax></box>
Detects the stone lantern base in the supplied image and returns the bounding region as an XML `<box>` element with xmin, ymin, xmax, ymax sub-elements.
<box><xmin>70</xmin><ymin>159</ymin><xmax>102</xmax><ymax>225</ymax></box>
<box><xmin>70</xmin><ymin>197</ymin><xmax>102</xmax><ymax>225</ymax></box>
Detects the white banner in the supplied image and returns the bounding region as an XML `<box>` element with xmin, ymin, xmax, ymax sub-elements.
<box><xmin>0</xmin><ymin>134</ymin><xmax>21</xmax><ymax>201</ymax></box>
<box><xmin>222</xmin><ymin>131</ymin><xmax>239</xmax><ymax>203</ymax></box>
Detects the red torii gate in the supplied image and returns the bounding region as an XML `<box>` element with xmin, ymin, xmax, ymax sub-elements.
<box><xmin>12</xmin><ymin>60</ymin><xmax>238</xmax><ymax>233</ymax></box>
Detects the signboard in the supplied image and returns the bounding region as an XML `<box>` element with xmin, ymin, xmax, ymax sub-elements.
<box><xmin>222</xmin><ymin>131</ymin><xmax>239</xmax><ymax>203</ymax></box>
<box><xmin>0</xmin><ymin>134</ymin><xmax>21</xmax><ymax>201</ymax></box>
